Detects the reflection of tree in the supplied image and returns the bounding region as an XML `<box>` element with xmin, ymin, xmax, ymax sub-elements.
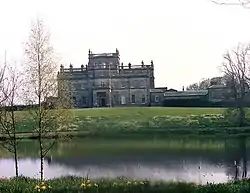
<box><xmin>240</xmin><ymin>137</ymin><xmax>247</xmax><ymax>178</ymax></box>
<box><xmin>1</xmin><ymin>137</ymin><xmax>249</xmax><ymax>180</ymax></box>
<box><xmin>224</xmin><ymin>137</ymin><xmax>248</xmax><ymax>180</ymax></box>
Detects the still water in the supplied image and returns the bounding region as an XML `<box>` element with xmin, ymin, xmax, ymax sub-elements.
<box><xmin>0</xmin><ymin>137</ymin><xmax>249</xmax><ymax>184</ymax></box>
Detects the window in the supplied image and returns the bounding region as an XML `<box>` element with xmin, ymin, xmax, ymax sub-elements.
<box><xmin>101</xmin><ymin>82</ymin><xmax>105</xmax><ymax>87</ymax></box>
<box><xmin>75</xmin><ymin>83</ymin><xmax>81</xmax><ymax>90</ymax></box>
<box><xmin>130</xmin><ymin>81</ymin><xmax>135</xmax><ymax>88</ymax></box>
<box><xmin>120</xmin><ymin>96</ymin><xmax>126</xmax><ymax>104</ymax></box>
<box><xmin>140</xmin><ymin>80</ymin><xmax>146</xmax><ymax>88</ymax></box>
<box><xmin>121</xmin><ymin>81</ymin><xmax>126</xmax><ymax>88</ymax></box>
<box><xmin>107</xmin><ymin>62</ymin><xmax>113</xmax><ymax>68</ymax></box>
<box><xmin>155</xmin><ymin>95</ymin><xmax>159</xmax><ymax>102</ymax></box>
<box><xmin>81</xmin><ymin>82</ymin><xmax>87</xmax><ymax>89</ymax></box>
<box><xmin>131</xmin><ymin>94</ymin><xmax>136</xmax><ymax>104</ymax></box>
<box><xmin>141</xmin><ymin>94</ymin><xmax>146</xmax><ymax>104</ymax></box>
<box><xmin>82</xmin><ymin>97</ymin><xmax>86</xmax><ymax>105</ymax></box>
<box><xmin>71</xmin><ymin>96</ymin><xmax>77</xmax><ymax>106</ymax></box>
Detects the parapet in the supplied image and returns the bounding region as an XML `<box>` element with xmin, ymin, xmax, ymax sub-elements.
<box><xmin>59</xmin><ymin>58</ymin><xmax>154</xmax><ymax>74</ymax></box>
<box><xmin>88</xmin><ymin>48</ymin><xmax>120</xmax><ymax>59</ymax></box>
<box><xmin>119</xmin><ymin>60</ymin><xmax>154</xmax><ymax>70</ymax></box>
<box><xmin>59</xmin><ymin>64</ymin><xmax>88</xmax><ymax>73</ymax></box>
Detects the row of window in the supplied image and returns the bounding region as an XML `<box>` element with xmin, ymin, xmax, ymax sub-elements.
<box><xmin>71</xmin><ymin>95</ymin><xmax>160</xmax><ymax>105</ymax></box>
<box><xmin>72</xmin><ymin>82</ymin><xmax>147</xmax><ymax>89</ymax></box>
<box><xmin>120</xmin><ymin>94</ymin><xmax>144</xmax><ymax>104</ymax></box>
<box><xmin>93</xmin><ymin>62</ymin><xmax>113</xmax><ymax>68</ymax></box>
<box><xmin>120</xmin><ymin>94</ymin><xmax>159</xmax><ymax>104</ymax></box>
<box><xmin>96</xmin><ymin>81</ymin><xmax>147</xmax><ymax>87</ymax></box>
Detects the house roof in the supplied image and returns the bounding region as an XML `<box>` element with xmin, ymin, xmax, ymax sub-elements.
<box><xmin>164</xmin><ymin>90</ymin><xmax>208</xmax><ymax>97</ymax></box>
<box><xmin>150</xmin><ymin>88</ymin><xmax>165</xmax><ymax>93</ymax></box>
<box><xmin>208</xmin><ymin>84</ymin><xmax>227</xmax><ymax>89</ymax></box>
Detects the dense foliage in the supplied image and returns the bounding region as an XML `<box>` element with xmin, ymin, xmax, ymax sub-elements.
<box><xmin>1</xmin><ymin>177</ymin><xmax>250</xmax><ymax>193</ymax></box>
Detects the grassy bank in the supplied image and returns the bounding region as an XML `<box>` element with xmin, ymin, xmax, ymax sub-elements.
<box><xmin>2</xmin><ymin>126</ymin><xmax>250</xmax><ymax>140</ymax></box>
<box><xmin>3</xmin><ymin>107</ymin><xmax>250</xmax><ymax>139</ymax></box>
<box><xmin>1</xmin><ymin>177</ymin><xmax>250</xmax><ymax>193</ymax></box>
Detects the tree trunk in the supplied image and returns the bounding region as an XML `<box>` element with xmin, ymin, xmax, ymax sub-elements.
<box><xmin>14</xmin><ymin>142</ymin><xmax>19</xmax><ymax>177</ymax></box>
<box><xmin>41</xmin><ymin>156</ymin><xmax>44</xmax><ymax>181</ymax></box>
<box><xmin>238</xmin><ymin>107</ymin><xmax>245</xmax><ymax>127</ymax></box>
<box><xmin>39</xmin><ymin>138</ymin><xmax>44</xmax><ymax>181</ymax></box>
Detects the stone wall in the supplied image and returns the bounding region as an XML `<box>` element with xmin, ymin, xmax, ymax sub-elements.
<box><xmin>150</xmin><ymin>89</ymin><xmax>166</xmax><ymax>106</ymax></box>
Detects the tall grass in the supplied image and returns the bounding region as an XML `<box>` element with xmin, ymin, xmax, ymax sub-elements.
<box><xmin>1</xmin><ymin>176</ymin><xmax>250</xmax><ymax>193</ymax></box>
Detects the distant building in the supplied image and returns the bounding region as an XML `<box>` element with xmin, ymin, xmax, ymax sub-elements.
<box><xmin>57</xmin><ymin>49</ymin><xmax>162</xmax><ymax>108</ymax></box>
<box><xmin>57</xmin><ymin>49</ymin><xmax>244</xmax><ymax>108</ymax></box>
<box><xmin>162</xmin><ymin>84</ymin><xmax>250</xmax><ymax>107</ymax></box>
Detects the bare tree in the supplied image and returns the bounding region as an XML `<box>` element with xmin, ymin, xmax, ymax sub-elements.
<box><xmin>186</xmin><ymin>76</ymin><xmax>226</xmax><ymax>91</ymax></box>
<box><xmin>222</xmin><ymin>43</ymin><xmax>250</xmax><ymax>126</ymax></box>
<box><xmin>186</xmin><ymin>83</ymin><xmax>199</xmax><ymax>91</ymax></box>
<box><xmin>186</xmin><ymin>78</ymin><xmax>211</xmax><ymax>90</ymax></box>
<box><xmin>211</xmin><ymin>0</ymin><xmax>250</xmax><ymax>8</ymax></box>
<box><xmin>0</xmin><ymin>66</ymin><xmax>22</xmax><ymax>177</ymax></box>
<box><xmin>24</xmin><ymin>18</ymin><xmax>73</xmax><ymax>181</ymax></box>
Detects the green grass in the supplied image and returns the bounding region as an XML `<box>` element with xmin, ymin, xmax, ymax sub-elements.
<box><xmin>72</xmin><ymin>107</ymin><xmax>225</xmax><ymax>121</ymax></box>
<box><xmin>1</xmin><ymin>176</ymin><xmax>250</xmax><ymax>193</ymax></box>
<box><xmin>3</xmin><ymin>107</ymin><xmax>250</xmax><ymax>138</ymax></box>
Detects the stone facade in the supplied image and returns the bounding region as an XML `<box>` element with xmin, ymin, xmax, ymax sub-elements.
<box><xmin>149</xmin><ymin>88</ymin><xmax>166</xmax><ymax>106</ymax></box>
<box><xmin>57</xmin><ymin>49</ymin><xmax>155</xmax><ymax>108</ymax></box>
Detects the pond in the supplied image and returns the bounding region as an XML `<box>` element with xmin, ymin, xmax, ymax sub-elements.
<box><xmin>0</xmin><ymin>137</ymin><xmax>249</xmax><ymax>184</ymax></box>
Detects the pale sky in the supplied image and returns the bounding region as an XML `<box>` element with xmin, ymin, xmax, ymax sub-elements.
<box><xmin>0</xmin><ymin>0</ymin><xmax>250</xmax><ymax>90</ymax></box>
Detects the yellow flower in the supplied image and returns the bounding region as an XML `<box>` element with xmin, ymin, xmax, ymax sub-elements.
<box><xmin>87</xmin><ymin>183</ymin><xmax>92</xmax><ymax>187</ymax></box>
<box><xmin>94</xmin><ymin>183</ymin><xmax>98</xmax><ymax>187</ymax></box>
<box><xmin>48</xmin><ymin>185</ymin><xmax>52</xmax><ymax>189</ymax></box>
<box><xmin>140</xmin><ymin>181</ymin><xmax>144</xmax><ymax>185</ymax></box>
<box><xmin>80</xmin><ymin>183</ymin><xmax>86</xmax><ymax>187</ymax></box>
<box><xmin>127</xmin><ymin>181</ymin><xmax>131</xmax><ymax>185</ymax></box>
<box><xmin>113</xmin><ymin>182</ymin><xmax>117</xmax><ymax>186</ymax></box>
<box><xmin>86</xmin><ymin>179</ymin><xmax>90</xmax><ymax>183</ymax></box>
<box><xmin>34</xmin><ymin>185</ymin><xmax>40</xmax><ymax>190</ymax></box>
<box><xmin>40</xmin><ymin>185</ymin><xmax>46</xmax><ymax>190</ymax></box>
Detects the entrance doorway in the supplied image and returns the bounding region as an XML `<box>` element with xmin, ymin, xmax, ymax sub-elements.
<box><xmin>100</xmin><ymin>98</ymin><xmax>106</xmax><ymax>107</ymax></box>
<box><xmin>97</xmin><ymin>92</ymin><xmax>107</xmax><ymax>107</ymax></box>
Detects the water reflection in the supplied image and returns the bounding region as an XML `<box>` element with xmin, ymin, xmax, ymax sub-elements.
<box><xmin>1</xmin><ymin>156</ymin><xmax>229</xmax><ymax>184</ymax></box>
<box><xmin>0</xmin><ymin>137</ymin><xmax>249</xmax><ymax>184</ymax></box>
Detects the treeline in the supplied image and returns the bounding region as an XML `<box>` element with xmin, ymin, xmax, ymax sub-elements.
<box><xmin>1</xmin><ymin>102</ymin><xmax>55</xmax><ymax>111</ymax></box>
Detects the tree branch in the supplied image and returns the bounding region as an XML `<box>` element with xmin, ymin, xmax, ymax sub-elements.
<box><xmin>211</xmin><ymin>0</ymin><xmax>250</xmax><ymax>8</ymax></box>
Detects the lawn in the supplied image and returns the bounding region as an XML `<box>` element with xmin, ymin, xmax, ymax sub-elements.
<box><xmin>2</xmin><ymin>107</ymin><xmax>249</xmax><ymax>139</ymax></box>
<box><xmin>72</xmin><ymin>107</ymin><xmax>225</xmax><ymax>121</ymax></box>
